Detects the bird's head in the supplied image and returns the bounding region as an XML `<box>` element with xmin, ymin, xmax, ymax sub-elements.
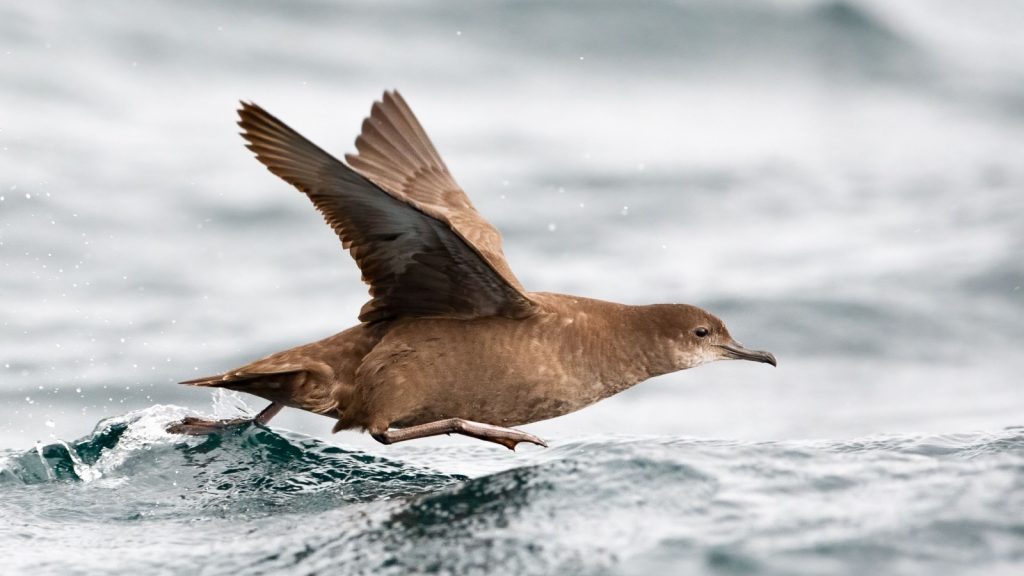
<box><xmin>656</xmin><ymin>304</ymin><xmax>776</xmax><ymax>371</ymax></box>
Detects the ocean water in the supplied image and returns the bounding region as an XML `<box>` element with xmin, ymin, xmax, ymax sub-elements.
<box><xmin>4</xmin><ymin>409</ymin><xmax>1024</xmax><ymax>575</ymax></box>
<box><xmin>2</xmin><ymin>0</ymin><xmax>1023</xmax><ymax>574</ymax></box>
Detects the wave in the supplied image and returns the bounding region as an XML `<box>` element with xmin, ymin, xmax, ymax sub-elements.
<box><xmin>0</xmin><ymin>406</ymin><xmax>463</xmax><ymax>504</ymax></box>
<box><xmin>2</xmin><ymin>408</ymin><xmax>1023</xmax><ymax>574</ymax></box>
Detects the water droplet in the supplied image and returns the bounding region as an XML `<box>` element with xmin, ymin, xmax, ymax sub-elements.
<box><xmin>45</xmin><ymin>419</ymin><xmax>55</xmax><ymax>428</ymax></box>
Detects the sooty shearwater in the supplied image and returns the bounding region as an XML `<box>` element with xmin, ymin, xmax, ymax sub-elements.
<box><xmin>167</xmin><ymin>91</ymin><xmax>776</xmax><ymax>449</ymax></box>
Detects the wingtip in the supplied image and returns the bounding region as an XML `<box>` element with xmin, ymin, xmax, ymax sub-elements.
<box><xmin>236</xmin><ymin>102</ymin><xmax>274</xmax><ymax>142</ymax></box>
<box><xmin>381</xmin><ymin>89</ymin><xmax>404</xmax><ymax>106</ymax></box>
<box><xmin>237</xmin><ymin>101</ymin><xmax>268</xmax><ymax>126</ymax></box>
<box><xmin>237</xmin><ymin>102</ymin><xmax>254</xmax><ymax>130</ymax></box>
<box><xmin>388</xmin><ymin>90</ymin><xmax>409</xmax><ymax>108</ymax></box>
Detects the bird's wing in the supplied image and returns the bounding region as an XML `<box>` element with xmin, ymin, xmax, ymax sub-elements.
<box><xmin>344</xmin><ymin>90</ymin><xmax>526</xmax><ymax>293</ymax></box>
<box><xmin>237</xmin><ymin>101</ymin><xmax>535</xmax><ymax>323</ymax></box>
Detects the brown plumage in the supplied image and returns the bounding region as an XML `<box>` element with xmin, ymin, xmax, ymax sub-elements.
<box><xmin>167</xmin><ymin>91</ymin><xmax>776</xmax><ymax>450</ymax></box>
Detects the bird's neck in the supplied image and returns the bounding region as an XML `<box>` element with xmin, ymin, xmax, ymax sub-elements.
<box><xmin>607</xmin><ymin>303</ymin><xmax>684</xmax><ymax>383</ymax></box>
<box><xmin>543</xmin><ymin>295</ymin><xmax>683</xmax><ymax>396</ymax></box>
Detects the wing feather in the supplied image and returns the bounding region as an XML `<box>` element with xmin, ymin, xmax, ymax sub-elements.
<box><xmin>237</xmin><ymin>101</ymin><xmax>534</xmax><ymax>323</ymax></box>
<box><xmin>344</xmin><ymin>90</ymin><xmax>525</xmax><ymax>292</ymax></box>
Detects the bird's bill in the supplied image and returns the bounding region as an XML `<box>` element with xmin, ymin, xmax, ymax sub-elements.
<box><xmin>716</xmin><ymin>342</ymin><xmax>777</xmax><ymax>366</ymax></box>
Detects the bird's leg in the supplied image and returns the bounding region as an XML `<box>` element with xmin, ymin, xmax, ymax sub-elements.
<box><xmin>371</xmin><ymin>418</ymin><xmax>547</xmax><ymax>451</ymax></box>
<box><xmin>166</xmin><ymin>402</ymin><xmax>284</xmax><ymax>435</ymax></box>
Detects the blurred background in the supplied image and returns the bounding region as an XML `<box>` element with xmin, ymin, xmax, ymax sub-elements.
<box><xmin>2</xmin><ymin>0</ymin><xmax>1022</xmax><ymax>450</ymax></box>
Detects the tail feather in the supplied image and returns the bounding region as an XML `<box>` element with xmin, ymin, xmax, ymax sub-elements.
<box><xmin>178</xmin><ymin>368</ymin><xmax>339</xmax><ymax>416</ymax></box>
<box><xmin>179</xmin><ymin>374</ymin><xmax>232</xmax><ymax>387</ymax></box>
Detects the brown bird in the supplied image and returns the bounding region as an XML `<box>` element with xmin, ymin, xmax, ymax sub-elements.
<box><xmin>167</xmin><ymin>91</ymin><xmax>776</xmax><ymax>450</ymax></box>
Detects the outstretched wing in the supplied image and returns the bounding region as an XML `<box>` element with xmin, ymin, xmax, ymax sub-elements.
<box><xmin>344</xmin><ymin>90</ymin><xmax>525</xmax><ymax>293</ymax></box>
<box><xmin>237</xmin><ymin>101</ymin><xmax>534</xmax><ymax>323</ymax></box>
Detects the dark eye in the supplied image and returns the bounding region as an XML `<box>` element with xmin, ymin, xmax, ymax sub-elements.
<box><xmin>694</xmin><ymin>327</ymin><xmax>710</xmax><ymax>338</ymax></box>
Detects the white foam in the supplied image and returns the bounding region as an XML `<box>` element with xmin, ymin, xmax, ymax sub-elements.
<box><xmin>70</xmin><ymin>404</ymin><xmax>193</xmax><ymax>483</ymax></box>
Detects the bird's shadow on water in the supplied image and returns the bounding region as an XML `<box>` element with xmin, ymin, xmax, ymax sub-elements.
<box><xmin>293</xmin><ymin>455</ymin><xmax>579</xmax><ymax>574</ymax></box>
<box><xmin>294</xmin><ymin>439</ymin><xmax>723</xmax><ymax>574</ymax></box>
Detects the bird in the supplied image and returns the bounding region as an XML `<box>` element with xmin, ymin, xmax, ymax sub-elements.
<box><xmin>166</xmin><ymin>90</ymin><xmax>776</xmax><ymax>450</ymax></box>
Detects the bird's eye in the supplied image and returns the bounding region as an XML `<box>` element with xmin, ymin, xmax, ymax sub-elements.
<box><xmin>694</xmin><ymin>327</ymin><xmax>710</xmax><ymax>338</ymax></box>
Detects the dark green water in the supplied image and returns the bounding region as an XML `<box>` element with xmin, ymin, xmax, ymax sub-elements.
<box><xmin>3</xmin><ymin>408</ymin><xmax>1022</xmax><ymax>575</ymax></box>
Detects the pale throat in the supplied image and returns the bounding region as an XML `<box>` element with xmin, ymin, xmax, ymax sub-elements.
<box><xmin>669</xmin><ymin>342</ymin><xmax>716</xmax><ymax>371</ymax></box>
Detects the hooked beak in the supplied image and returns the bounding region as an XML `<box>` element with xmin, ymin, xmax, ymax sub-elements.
<box><xmin>717</xmin><ymin>342</ymin><xmax>777</xmax><ymax>367</ymax></box>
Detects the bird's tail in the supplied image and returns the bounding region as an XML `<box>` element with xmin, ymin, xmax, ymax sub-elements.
<box><xmin>178</xmin><ymin>368</ymin><xmax>341</xmax><ymax>417</ymax></box>
<box><xmin>179</xmin><ymin>374</ymin><xmax>233</xmax><ymax>387</ymax></box>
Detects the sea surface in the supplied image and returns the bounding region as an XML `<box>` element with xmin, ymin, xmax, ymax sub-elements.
<box><xmin>1</xmin><ymin>1</ymin><xmax>1023</xmax><ymax>574</ymax></box>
